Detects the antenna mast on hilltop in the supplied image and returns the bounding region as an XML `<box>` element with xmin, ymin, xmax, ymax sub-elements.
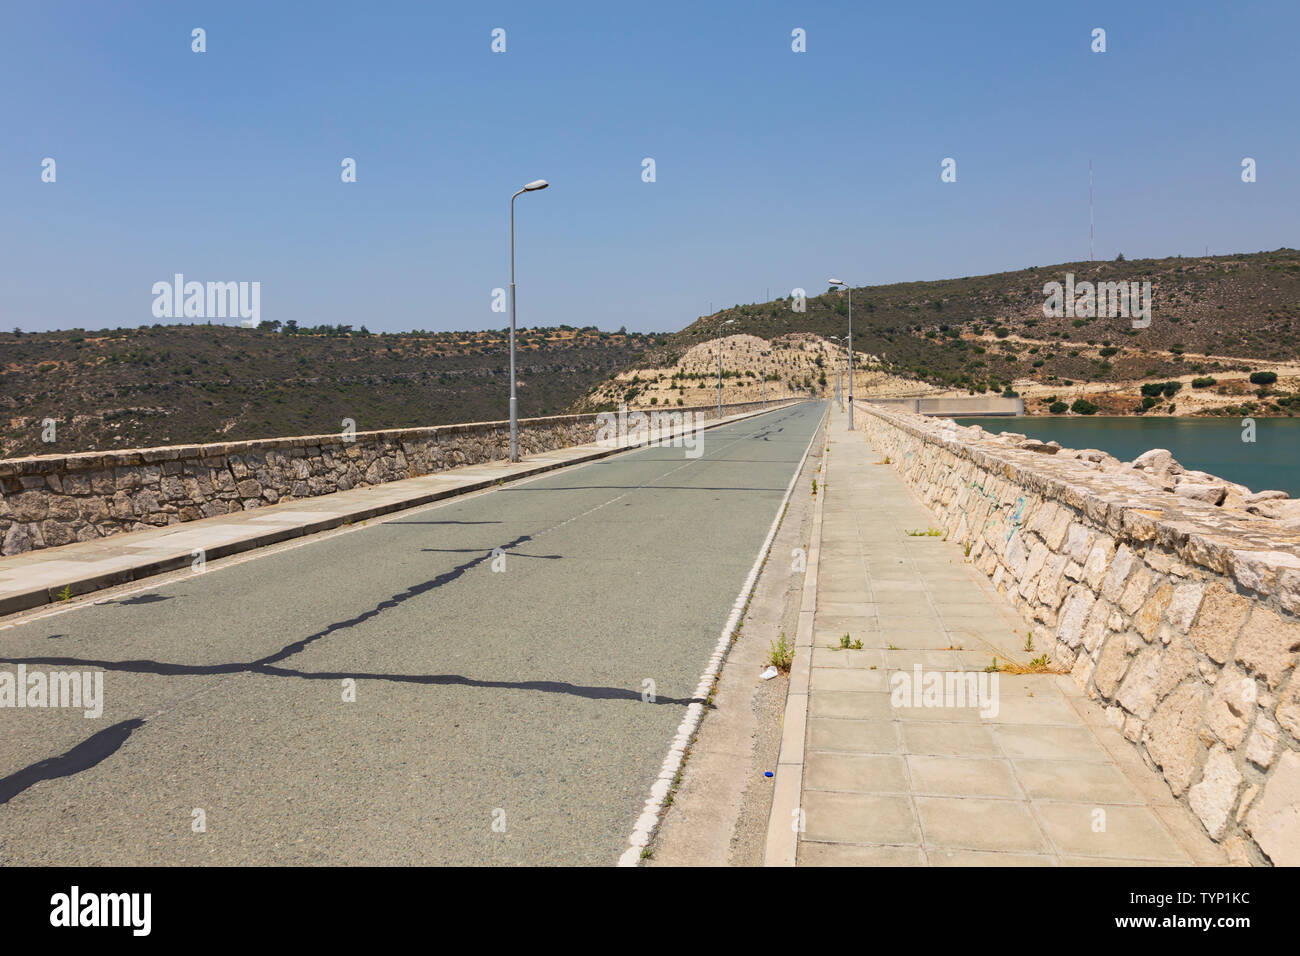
<box><xmin>1089</xmin><ymin>160</ymin><xmax>1095</xmax><ymax>263</ymax></box>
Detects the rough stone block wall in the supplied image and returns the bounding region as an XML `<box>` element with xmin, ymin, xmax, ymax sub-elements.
<box><xmin>857</xmin><ymin>401</ymin><xmax>1299</xmax><ymax>866</ymax></box>
<box><xmin>0</xmin><ymin>400</ymin><xmax>786</xmax><ymax>557</ymax></box>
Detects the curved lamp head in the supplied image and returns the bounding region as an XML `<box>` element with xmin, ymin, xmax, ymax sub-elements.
<box><xmin>827</xmin><ymin>278</ymin><xmax>845</xmax><ymax>287</ymax></box>
<box><xmin>522</xmin><ymin>179</ymin><xmax>549</xmax><ymax>192</ymax></box>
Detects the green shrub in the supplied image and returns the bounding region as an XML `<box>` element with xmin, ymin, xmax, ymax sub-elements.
<box><xmin>1250</xmin><ymin>371</ymin><xmax>1278</xmax><ymax>385</ymax></box>
<box><xmin>1191</xmin><ymin>377</ymin><xmax>1217</xmax><ymax>388</ymax></box>
<box><xmin>1071</xmin><ymin>398</ymin><xmax>1099</xmax><ymax>415</ymax></box>
<box><xmin>1049</xmin><ymin>401</ymin><xmax>1068</xmax><ymax>414</ymax></box>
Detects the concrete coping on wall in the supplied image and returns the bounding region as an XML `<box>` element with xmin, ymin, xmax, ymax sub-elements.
<box><xmin>856</xmin><ymin>401</ymin><xmax>1300</xmax><ymax>607</ymax></box>
<box><xmin>0</xmin><ymin>411</ymin><xmax>605</xmax><ymax>476</ymax></box>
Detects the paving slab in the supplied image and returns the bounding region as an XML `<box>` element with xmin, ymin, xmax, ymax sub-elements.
<box><xmin>785</xmin><ymin>404</ymin><xmax>1228</xmax><ymax>866</ymax></box>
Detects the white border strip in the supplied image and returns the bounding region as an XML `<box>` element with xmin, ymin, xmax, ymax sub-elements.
<box><xmin>762</xmin><ymin>425</ymin><xmax>829</xmax><ymax>865</ymax></box>
<box><xmin>616</xmin><ymin>402</ymin><xmax>829</xmax><ymax>866</ymax></box>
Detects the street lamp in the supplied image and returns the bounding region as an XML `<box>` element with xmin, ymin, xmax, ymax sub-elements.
<box><xmin>716</xmin><ymin>318</ymin><xmax>734</xmax><ymax>417</ymax></box>
<box><xmin>508</xmin><ymin>179</ymin><xmax>549</xmax><ymax>462</ymax></box>
<box><xmin>828</xmin><ymin>279</ymin><xmax>853</xmax><ymax>429</ymax></box>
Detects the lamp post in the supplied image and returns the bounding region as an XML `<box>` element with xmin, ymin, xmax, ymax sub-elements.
<box><xmin>828</xmin><ymin>279</ymin><xmax>853</xmax><ymax>429</ymax></box>
<box><xmin>509</xmin><ymin>179</ymin><xmax>549</xmax><ymax>462</ymax></box>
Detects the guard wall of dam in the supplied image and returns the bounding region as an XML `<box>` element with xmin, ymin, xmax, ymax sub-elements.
<box><xmin>864</xmin><ymin>396</ymin><xmax>1025</xmax><ymax>416</ymax></box>
<box><xmin>856</xmin><ymin>400</ymin><xmax>1299</xmax><ymax>866</ymax></box>
<box><xmin>0</xmin><ymin>399</ymin><xmax>797</xmax><ymax>557</ymax></box>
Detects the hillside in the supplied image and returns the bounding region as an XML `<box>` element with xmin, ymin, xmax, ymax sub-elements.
<box><xmin>627</xmin><ymin>248</ymin><xmax>1300</xmax><ymax>417</ymax></box>
<box><xmin>6</xmin><ymin>248</ymin><xmax>1298</xmax><ymax>459</ymax></box>
<box><xmin>0</xmin><ymin>324</ymin><xmax>655</xmax><ymax>458</ymax></box>
<box><xmin>574</xmin><ymin>332</ymin><xmax>941</xmax><ymax>411</ymax></box>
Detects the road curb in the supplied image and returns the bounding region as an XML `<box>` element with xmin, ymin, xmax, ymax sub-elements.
<box><xmin>617</xmin><ymin>401</ymin><xmax>829</xmax><ymax>867</ymax></box>
<box><xmin>762</xmin><ymin>414</ymin><xmax>830</xmax><ymax>866</ymax></box>
<box><xmin>0</xmin><ymin>402</ymin><xmax>803</xmax><ymax>618</ymax></box>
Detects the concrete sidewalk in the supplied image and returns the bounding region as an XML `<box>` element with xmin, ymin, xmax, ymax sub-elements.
<box><xmin>775</xmin><ymin>405</ymin><xmax>1226</xmax><ymax>865</ymax></box>
<box><xmin>0</xmin><ymin>403</ymin><xmax>791</xmax><ymax>616</ymax></box>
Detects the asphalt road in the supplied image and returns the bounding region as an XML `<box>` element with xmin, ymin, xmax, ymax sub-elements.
<box><xmin>0</xmin><ymin>401</ymin><xmax>825</xmax><ymax>865</ymax></box>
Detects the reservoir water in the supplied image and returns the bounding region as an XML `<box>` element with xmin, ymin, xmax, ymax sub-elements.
<box><xmin>953</xmin><ymin>416</ymin><xmax>1300</xmax><ymax>498</ymax></box>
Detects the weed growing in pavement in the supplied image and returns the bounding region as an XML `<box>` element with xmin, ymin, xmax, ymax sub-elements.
<box><xmin>1013</xmin><ymin>654</ymin><xmax>1056</xmax><ymax>674</ymax></box>
<box><xmin>767</xmin><ymin>632</ymin><xmax>794</xmax><ymax>671</ymax></box>
<box><xmin>987</xmin><ymin>654</ymin><xmax>1058</xmax><ymax>675</ymax></box>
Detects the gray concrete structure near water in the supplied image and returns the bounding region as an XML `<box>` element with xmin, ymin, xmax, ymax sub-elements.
<box><xmin>866</xmin><ymin>396</ymin><xmax>1024</xmax><ymax>416</ymax></box>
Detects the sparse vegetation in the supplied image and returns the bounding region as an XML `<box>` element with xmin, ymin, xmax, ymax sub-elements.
<box><xmin>0</xmin><ymin>324</ymin><xmax>655</xmax><ymax>457</ymax></box>
<box><xmin>767</xmin><ymin>632</ymin><xmax>794</xmax><ymax>672</ymax></box>
<box><xmin>1070</xmin><ymin>398</ymin><xmax>1099</xmax><ymax>415</ymax></box>
<box><xmin>615</xmin><ymin>249</ymin><xmax>1300</xmax><ymax>410</ymax></box>
<box><xmin>988</xmin><ymin>654</ymin><xmax>1059</xmax><ymax>674</ymax></box>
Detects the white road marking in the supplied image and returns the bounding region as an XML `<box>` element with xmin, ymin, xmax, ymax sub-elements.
<box><xmin>617</xmin><ymin>403</ymin><xmax>827</xmax><ymax>866</ymax></box>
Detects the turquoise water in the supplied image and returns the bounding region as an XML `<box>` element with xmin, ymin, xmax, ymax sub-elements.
<box><xmin>953</xmin><ymin>416</ymin><xmax>1300</xmax><ymax>497</ymax></box>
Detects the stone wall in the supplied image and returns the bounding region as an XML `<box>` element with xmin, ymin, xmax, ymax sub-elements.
<box><xmin>0</xmin><ymin>400</ymin><xmax>790</xmax><ymax>557</ymax></box>
<box><xmin>856</xmin><ymin>400</ymin><xmax>1300</xmax><ymax>866</ymax></box>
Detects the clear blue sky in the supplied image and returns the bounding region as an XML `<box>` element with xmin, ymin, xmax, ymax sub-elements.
<box><xmin>2</xmin><ymin>0</ymin><xmax>1295</xmax><ymax>334</ymax></box>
